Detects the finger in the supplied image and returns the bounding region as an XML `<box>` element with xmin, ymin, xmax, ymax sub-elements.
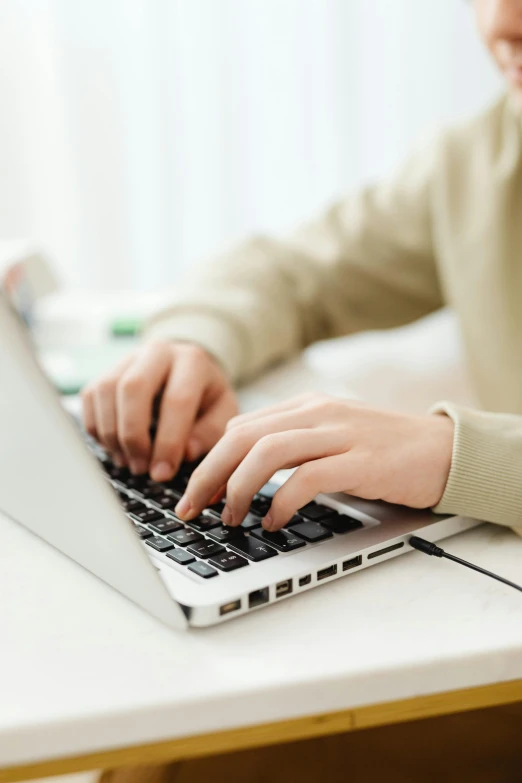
<box><xmin>81</xmin><ymin>386</ymin><xmax>97</xmax><ymax>440</ymax></box>
<box><xmin>149</xmin><ymin>355</ymin><xmax>207</xmax><ymax>481</ymax></box>
<box><xmin>209</xmin><ymin>485</ymin><xmax>227</xmax><ymax>505</ymax></box>
<box><xmin>116</xmin><ymin>346</ymin><xmax>173</xmax><ymax>473</ymax></box>
<box><xmin>81</xmin><ymin>354</ymin><xmax>133</xmax><ymax>440</ymax></box>
<box><xmin>92</xmin><ymin>375</ymin><xmax>122</xmax><ymax>456</ymax></box>
<box><xmin>177</xmin><ymin>408</ymin><xmax>325</xmax><ymax>520</ymax></box>
<box><xmin>266</xmin><ymin>451</ymin><xmax>364</xmax><ymax>531</ymax></box>
<box><xmin>226</xmin><ymin>393</ymin><xmax>319</xmax><ymax>431</ymax></box>
<box><xmin>223</xmin><ymin>428</ymin><xmax>346</xmax><ymax>527</ymax></box>
<box><xmin>185</xmin><ymin>393</ymin><xmax>238</xmax><ymax>462</ymax></box>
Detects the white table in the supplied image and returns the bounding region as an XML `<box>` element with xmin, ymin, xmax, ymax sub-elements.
<box><xmin>1</xmin><ymin>505</ymin><xmax>522</xmax><ymax>782</ymax></box>
<box><xmin>1</xmin><ymin>294</ymin><xmax>521</xmax><ymax>782</ymax></box>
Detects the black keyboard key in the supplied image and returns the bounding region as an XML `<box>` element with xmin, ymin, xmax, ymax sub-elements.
<box><xmin>241</xmin><ymin>512</ymin><xmax>263</xmax><ymax>531</ymax></box>
<box><xmin>139</xmin><ymin>484</ymin><xmax>167</xmax><ymax>499</ymax></box>
<box><xmin>285</xmin><ymin>515</ymin><xmax>306</xmax><ymax>527</ymax></box>
<box><xmin>207</xmin><ymin>525</ymin><xmax>245</xmax><ymax>544</ymax></box>
<box><xmin>251</xmin><ymin>528</ymin><xmax>306</xmax><ymax>552</ymax></box>
<box><xmin>187</xmin><ymin>540</ymin><xmax>226</xmax><ymax>559</ymax></box>
<box><xmin>203</xmin><ymin>507</ymin><xmax>222</xmax><ymax>522</ymax></box>
<box><xmin>250</xmin><ymin>497</ymin><xmax>271</xmax><ymax>516</ymax></box>
<box><xmin>150</xmin><ymin>494</ymin><xmax>179</xmax><ymax>510</ymax></box>
<box><xmin>228</xmin><ymin>537</ymin><xmax>278</xmax><ymax>562</ymax></box>
<box><xmin>122</xmin><ymin>498</ymin><xmax>145</xmax><ymax>513</ymax></box>
<box><xmin>129</xmin><ymin>507</ymin><xmax>165</xmax><ymax>524</ymax></box>
<box><xmin>297</xmin><ymin>502</ymin><xmax>336</xmax><ymax>522</ymax></box>
<box><xmin>290</xmin><ymin>520</ymin><xmax>333</xmax><ymax>543</ymax></box>
<box><xmin>149</xmin><ymin>518</ymin><xmax>184</xmax><ymax>535</ymax></box>
<box><xmin>187</xmin><ymin>515</ymin><xmax>222</xmax><ymax>532</ymax></box>
<box><xmin>167</xmin><ymin>528</ymin><xmax>203</xmax><ymax>547</ymax></box>
<box><xmin>188</xmin><ymin>561</ymin><xmax>218</xmax><ymax>579</ymax></box>
<box><xmin>320</xmin><ymin>514</ymin><xmax>363</xmax><ymax>534</ymax></box>
<box><xmin>145</xmin><ymin>535</ymin><xmax>174</xmax><ymax>552</ymax></box>
<box><xmin>166</xmin><ymin>488</ymin><xmax>183</xmax><ymax>501</ymax></box>
<box><xmin>208</xmin><ymin>551</ymin><xmax>249</xmax><ymax>572</ymax></box>
<box><xmin>107</xmin><ymin>465</ymin><xmax>131</xmax><ymax>481</ymax></box>
<box><xmin>133</xmin><ymin>525</ymin><xmax>153</xmax><ymax>539</ymax></box>
<box><xmin>166</xmin><ymin>475</ymin><xmax>187</xmax><ymax>493</ymax></box>
<box><xmin>207</xmin><ymin>501</ymin><xmax>226</xmax><ymax>514</ymax></box>
<box><xmin>124</xmin><ymin>475</ymin><xmax>151</xmax><ymax>490</ymax></box>
<box><xmin>166</xmin><ymin>548</ymin><xmax>195</xmax><ymax>565</ymax></box>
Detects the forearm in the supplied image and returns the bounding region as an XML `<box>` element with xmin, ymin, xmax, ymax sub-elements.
<box><xmin>432</xmin><ymin>402</ymin><xmax>522</xmax><ymax>537</ymax></box>
<box><xmin>145</xmin><ymin>136</ymin><xmax>448</xmax><ymax>384</ymax></box>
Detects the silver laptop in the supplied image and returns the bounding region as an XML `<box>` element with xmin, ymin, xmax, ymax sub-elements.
<box><xmin>0</xmin><ymin>291</ymin><xmax>480</xmax><ymax>629</ymax></box>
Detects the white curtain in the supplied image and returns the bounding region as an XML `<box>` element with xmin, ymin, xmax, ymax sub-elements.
<box><xmin>0</xmin><ymin>0</ymin><xmax>502</xmax><ymax>291</ymax></box>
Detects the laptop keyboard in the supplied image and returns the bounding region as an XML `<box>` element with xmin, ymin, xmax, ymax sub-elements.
<box><xmin>95</xmin><ymin>450</ymin><xmax>364</xmax><ymax>580</ymax></box>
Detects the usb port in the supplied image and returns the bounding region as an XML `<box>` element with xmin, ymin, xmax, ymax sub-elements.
<box><xmin>219</xmin><ymin>599</ymin><xmax>241</xmax><ymax>616</ymax></box>
<box><xmin>275</xmin><ymin>579</ymin><xmax>293</xmax><ymax>598</ymax></box>
<box><xmin>367</xmin><ymin>542</ymin><xmax>404</xmax><ymax>560</ymax></box>
<box><xmin>317</xmin><ymin>564</ymin><xmax>337</xmax><ymax>581</ymax></box>
<box><xmin>299</xmin><ymin>574</ymin><xmax>312</xmax><ymax>587</ymax></box>
<box><xmin>248</xmin><ymin>588</ymin><xmax>269</xmax><ymax>609</ymax></box>
<box><xmin>343</xmin><ymin>555</ymin><xmax>362</xmax><ymax>571</ymax></box>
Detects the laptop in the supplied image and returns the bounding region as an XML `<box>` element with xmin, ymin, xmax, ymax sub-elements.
<box><xmin>0</xmin><ymin>290</ymin><xmax>481</xmax><ymax>629</ymax></box>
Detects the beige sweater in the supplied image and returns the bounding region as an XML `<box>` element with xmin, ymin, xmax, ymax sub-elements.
<box><xmin>148</xmin><ymin>95</ymin><xmax>522</xmax><ymax>535</ymax></box>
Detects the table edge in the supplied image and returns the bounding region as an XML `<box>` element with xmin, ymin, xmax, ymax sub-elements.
<box><xmin>1</xmin><ymin>678</ymin><xmax>521</xmax><ymax>783</ymax></box>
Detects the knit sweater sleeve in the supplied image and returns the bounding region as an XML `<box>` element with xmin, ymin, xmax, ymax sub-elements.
<box><xmin>431</xmin><ymin>402</ymin><xmax>522</xmax><ymax>537</ymax></box>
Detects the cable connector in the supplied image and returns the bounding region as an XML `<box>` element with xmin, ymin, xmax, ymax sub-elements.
<box><xmin>409</xmin><ymin>536</ymin><xmax>444</xmax><ymax>557</ymax></box>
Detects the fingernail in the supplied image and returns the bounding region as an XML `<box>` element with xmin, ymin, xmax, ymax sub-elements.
<box><xmin>150</xmin><ymin>461</ymin><xmax>173</xmax><ymax>482</ymax></box>
<box><xmin>130</xmin><ymin>459</ymin><xmax>148</xmax><ymax>475</ymax></box>
<box><xmin>113</xmin><ymin>452</ymin><xmax>126</xmax><ymax>468</ymax></box>
<box><xmin>263</xmin><ymin>512</ymin><xmax>275</xmax><ymax>531</ymax></box>
<box><xmin>175</xmin><ymin>494</ymin><xmax>193</xmax><ymax>519</ymax></box>
<box><xmin>221</xmin><ymin>505</ymin><xmax>232</xmax><ymax>526</ymax></box>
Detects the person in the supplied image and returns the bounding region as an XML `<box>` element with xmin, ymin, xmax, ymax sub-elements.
<box><xmin>83</xmin><ymin>0</ymin><xmax>522</xmax><ymax>540</ymax></box>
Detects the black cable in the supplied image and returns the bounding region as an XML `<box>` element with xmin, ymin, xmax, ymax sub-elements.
<box><xmin>409</xmin><ymin>536</ymin><xmax>522</xmax><ymax>594</ymax></box>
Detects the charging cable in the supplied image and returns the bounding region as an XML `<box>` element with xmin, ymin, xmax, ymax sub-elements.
<box><xmin>409</xmin><ymin>536</ymin><xmax>522</xmax><ymax>594</ymax></box>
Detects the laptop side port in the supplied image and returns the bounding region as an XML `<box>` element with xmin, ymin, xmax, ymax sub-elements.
<box><xmin>275</xmin><ymin>579</ymin><xmax>293</xmax><ymax>598</ymax></box>
<box><xmin>299</xmin><ymin>574</ymin><xmax>312</xmax><ymax>587</ymax></box>
<box><xmin>367</xmin><ymin>542</ymin><xmax>404</xmax><ymax>560</ymax></box>
<box><xmin>317</xmin><ymin>564</ymin><xmax>337</xmax><ymax>581</ymax></box>
<box><xmin>343</xmin><ymin>555</ymin><xmax>362</xmax><ymax>571</ymax></box>
<box><xmin>248</xmin><ymin>588</ymin><xmax>269</xmax><ymax>609</ymax></box>
<box><xmin>219</xmin><ymin>599</ymin><xmax>241</xmax><ymax>616</ymax></box>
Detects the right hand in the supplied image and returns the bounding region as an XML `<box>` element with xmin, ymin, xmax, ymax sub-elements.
<box><xmin>81</xmin><ymin>340</ymin><xmax>239</xmax><ymax>482</ymax></box>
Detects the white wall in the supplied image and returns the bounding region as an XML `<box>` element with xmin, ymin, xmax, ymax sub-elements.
<box><xmin>0</xmin><ymin>0</ymin><xmax>503</xmax><ymax>290</ymax></box>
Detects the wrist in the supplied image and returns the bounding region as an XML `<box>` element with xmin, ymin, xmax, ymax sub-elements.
<box><xmin>428</xmin><ymin>412</ymin><xmax>455</xmax><ymax>507</ymax></box>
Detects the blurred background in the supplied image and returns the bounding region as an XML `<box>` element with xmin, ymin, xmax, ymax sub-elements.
<box><xmin>0</xmin><ymin>0</ymin><xmax>502</xmax><ymax>292</ymax></box>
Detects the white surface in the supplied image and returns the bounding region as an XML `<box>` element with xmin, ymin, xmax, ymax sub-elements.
<box><xmin>1</xmin><ymin>513</ymin><xmax>521</xmax><ymax>768</ymax></box>
<box><xmin>1</xmin><ymin>296</ymin><xmax>521</xmax><ymax>768</ymax></box>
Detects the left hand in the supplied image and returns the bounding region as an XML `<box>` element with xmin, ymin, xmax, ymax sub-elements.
<box><xmin>174</xmin><ymin>393</ymin><xmax>455</xmax><ymax>532</ymax></box>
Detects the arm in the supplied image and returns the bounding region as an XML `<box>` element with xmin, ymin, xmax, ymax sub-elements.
<box><xmin>147</xmin><ymin>143</ymin><xmax>443</xmax><ymax>383</ymax></box>
<box><xmin>432</xmin><ymin>403</ymin><xmax>522</xmax><ymax>536</ymax></box>
<box><xmin>84</xmin><ymin>141</ymin><xmax>444</xmax><ymax>479</ymax></box>
<box><xmin>173</xmin><ymin>395</ymin><xmax>522</xmax><ymax>540</ymax></box>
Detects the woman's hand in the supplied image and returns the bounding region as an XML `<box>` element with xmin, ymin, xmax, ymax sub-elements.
<box><xmin>81</xmin><ymin>340</ymin><xmax>239</xmax><ymax>481</ymax></box>
<box><xmin>175</xmin><ymin>393</ymin><xmax>454</xmax><ymax>531</ymax></box>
